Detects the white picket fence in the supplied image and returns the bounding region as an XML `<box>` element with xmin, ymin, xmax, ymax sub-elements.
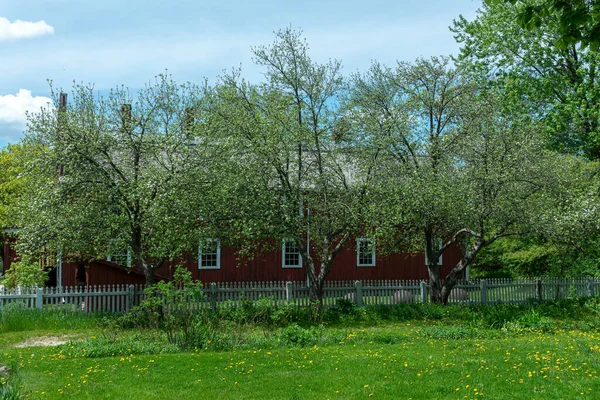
<box><xmin>1</xmin><ymin>277</ymin><xmax>599</xmax><ymax>313</ymax></box>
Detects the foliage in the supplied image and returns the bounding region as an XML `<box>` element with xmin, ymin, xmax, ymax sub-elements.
<box><xmin>0</xmin><ymin>255</ymin><xmax>48</xmax><ymax>289</ymax></box>
<box><xmin>471</xmin><ymin>236</ymin><xmax>600</xmax><ymax>277</ymax></box>
<box><xmin>130</xmin><ymin>267</ymin><xmax>204</xmax><ymax>349</ymax></box>
<box><xmin>277</xmin><ymin>323</ymin><xmax>324</xmax><ymax>347</ymax></box>
<box><xmin>0</xmin><ymin>142</ymin><xmax>42</xmax><ymax>267</ymax></box>
<box><xmin>453</xmin><ymin>1</ymin><xmax>600</xmax><ymax>160</ymax></box>
<box><xmin>349</xmin><ymin>56</ymin><xmax>570</xmax><ymax>303</ymax></box>
<box><xmin>206</xmin><ymin>28</ymin><xmax>380</xmax><ymax>303</ymax></box>
<box><xmin>0</xmin><ymin>143</ymin><xmax>35</xmax><ymax>229</ymax></box>
<box><xmin>487</xmin><ymin>0</ymin><xmax>600</xmax><ymax>51</ymax></box>
<box><xmin>19</xmin><ymin>75</ymin><xmax>220</xmax><ymax>283</ymax></box>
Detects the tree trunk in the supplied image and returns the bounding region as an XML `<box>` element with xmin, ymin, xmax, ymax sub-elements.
<box><xmin>428</xmin><ymin>264</ymin><xmax>444</xmax><ymax>303</ymax></box>
<box><xmin>142</xmin><ymin>262</ymin><xmax>156</xmax><ymax>285</ymax></box>
<box><xmin>304</xmin><ymin>256</ymin><xmax>321</xmax><ymax>302</ymax></box>
<box><xmin>438</xmin><ymin>240</ymin><xmax>483</xmax><ymax>305</ymax></box>
<box><xmin>309</xmin><ymin>276</ymin><xmax>324</xmax><ymax>305</ymax></box>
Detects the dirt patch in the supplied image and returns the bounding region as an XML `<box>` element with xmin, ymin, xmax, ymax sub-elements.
<box><xmin>14</xmin><ymin>335</ymin><xmax>83</xmax><ymax>348</ymax></box>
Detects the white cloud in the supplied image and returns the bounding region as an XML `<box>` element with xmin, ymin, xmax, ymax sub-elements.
<box><xmin>0</xmin><ymin>17</ymin><xmax>54</xmax><ymax>41</ymax></box>
<box><xmin>0</xmin><ymin>90</ymin><xmax>52</xmax><ymax>144</ymax></box>
<box><xmin>0</xmin><ymin>89</ymin><xmax>52</xmax><ymax>123</ymax></box>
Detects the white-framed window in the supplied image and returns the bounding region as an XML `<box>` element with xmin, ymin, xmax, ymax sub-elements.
<box><xmin>199</xmin><ymin>238</ymin><xmax>221</xmax><ymax>269</ymax></box>
<box><xmin>107</xmin><ymin>249</ymin><xmax>131</xmax><ymax>268</ymax></box>
<box><xmin>282</xmin><ymin>239</ymin><xmax>302</xmax><ymax>268</ymax></box>
<box><xmin>356</xmin><ymin>238</ymin><xmax>376</xmax><ymax>267</ymax></box>
<box><xmin>425</xmin><ymin>238</ymin><xmax>443</xmax><ymax>265</ymax></box>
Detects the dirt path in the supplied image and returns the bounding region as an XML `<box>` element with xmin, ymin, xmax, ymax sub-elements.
<box><xmin>14</xmin><ymin>335</ymin><xmax>84</xmax><ymax>348</ymax></box>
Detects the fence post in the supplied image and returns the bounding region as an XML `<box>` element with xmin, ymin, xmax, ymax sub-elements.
<box><xmin>588</xmin><ymin>279</ymin><xmax>595</xmax><ymax>297</ymax></box>
<box><xmin>210</xmin><ymin>283</ymin><xmax>217</xmax><ymax>312</ymax></box>
<box><xmin>286</xmin><ymin>281</ymin><xmax>293</xmax><ymax>303</ymax></box>
<box><xmin>536</xmin><ymin>279</ymin><xmax>543</xmax><ymax>302</ymax></box>
<box><xmin>420</xmin><ymin>281</ymin><xmax>427</xmax><ymax>304</ymax></box>
<box><xmin>355</xmin><ymin>281</ymin><xmax>363</xmax><ymax>307</ymax></box>
<box><xmin>36</xmin><ymin>288</ymin><xmax>43</xmax><ymax>310</ymax></box>
<box><xmin>480</xmin><ymin>279</ymin><xmax>488</xmax><ymax>305</ymax></box>
<box><xmin>126</xmin><ymin>285</ymin><xmax>135</xmax><ymax>313</ymax></box>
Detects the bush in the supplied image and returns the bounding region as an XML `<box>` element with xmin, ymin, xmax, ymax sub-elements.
<box><xmin>128</xmin><ymin>267</ymin><xmax>205</xmax><ymax>349</ymax></box>
<box><xmin>1</xmin><ymin>255</ymin><xmax>48</xmax><ymax>289</ymax></box>
<box><xmin>335</xmin><ymin>298</ymin><xmax>357</xmax><ymax>315</ymax></box>
<box><xmin>278</xmin><ymin>323</ymin><xmax>324</xmax><ymax>347</ymax></box>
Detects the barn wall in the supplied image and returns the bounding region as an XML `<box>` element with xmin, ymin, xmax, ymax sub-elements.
<box><xmin>3</xmin><ymin>233</ymin><xmax>464</xmax><ymax>286</ymax></box>
<box><xmin>85</xmin><ymin>262</ymin><xmax>146</xmax><ymax>286</ymax></box>
<box><xmin>2</xmin><ymin>233</ymin><xmax>17</xmax><ymax>273</ymax></box>
<box><xmin>153</xmin><ymin>239</ymin><xmax>463</xmax><ymax>284</ymax></box>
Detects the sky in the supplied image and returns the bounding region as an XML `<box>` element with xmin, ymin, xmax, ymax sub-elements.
<box><xmin>0</xmin><ymin>0</ymin><xmax>481</xmax><ymax>147</ymax></box>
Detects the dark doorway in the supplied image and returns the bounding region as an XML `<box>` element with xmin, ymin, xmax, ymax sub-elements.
<box><xmin>46</xmin><ymin>266</ymin><xmax>57</xmax><ymax>287</ymax></box>
<box><xmin>76</xmin><ymin>265</ymin><xmax>87</xmax><ymax>287</ymax></box>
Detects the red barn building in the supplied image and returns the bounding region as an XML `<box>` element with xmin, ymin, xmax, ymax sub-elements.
<box><xmin>3</xmin><ymin>229</ymin><xmax>462</xmax><ymax>287</ymax></box>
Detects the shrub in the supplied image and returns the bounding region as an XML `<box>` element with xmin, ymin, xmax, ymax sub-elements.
<box><xmin>278</xmin><ymin>323</ymin><xmax>324</xmax><ymax>347</ymax></box>
<box><xmin>335</xmin><ymin>298</ymin><xmax>358</xmax><ymax>315</ymax></box>
<box><xmin>129</xmin><ymin>267</ymin><xmax>205</xmax><ymax>349</ymax></box>
<box><xmin>1</xmin><ymin>255</ymin><xmax>48</xmax><ymax>289</ymax></box>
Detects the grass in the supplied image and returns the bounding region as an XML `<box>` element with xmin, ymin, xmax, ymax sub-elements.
<box><xmin>1</xmin><ymin>299</ymin><xmax>600</xmax><ymax>399</ymax></box>
<box><xmin>4</xmin><ymin>327</ymin><xmax>600</xmax><ymax>399</ymax></box>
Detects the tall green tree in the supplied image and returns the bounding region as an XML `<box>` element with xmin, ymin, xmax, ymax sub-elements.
<box><xmin>488</xmin><ymin>0</ymin><xmax>600</xmax><ymax>51</ymax></box>
<box><xmin>350</xmin><ymin>57</ymin><xmax>565</xmax><ymax>303</ymax></box>
<box><xmin>19</xmin><ymin>75</ymin><xmax>220</xmax><ymax>283</ymax></box>
<box><xmin>471</xmin><ymin>160</ymin><xmax>600</xmax><ymax>279</ymax></box>
<box><xmin>207</xmin><ymin>28</ymin><xmax>379</xmax><ymax>304</ymax></box>
<box><xmin>0</xmin><ymin>142</ymin><xmax>41</xmax><ymax>265</ymax></box>
<box><xmin>452</xmin><ymin>1</ymin><xmax>600</xmax><ymax>160</ymax></box>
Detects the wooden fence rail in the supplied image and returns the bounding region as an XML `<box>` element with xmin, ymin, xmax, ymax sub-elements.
<box><xmin>1</xmin><ymin>277</ymin><xmax>599</xmax><ymax>313</ymax></box>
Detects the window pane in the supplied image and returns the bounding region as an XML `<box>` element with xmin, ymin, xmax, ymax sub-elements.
<box><xmin>284</xmin><ymin>240</ymin><xmax>301</xmax><ymax>267</ymax></box>
<box><xmin>358</xmin><ymin>239</ymin><xmax>374</xmax><ymax>266</ymax></box>
<box><xmin>201</xmin><ymin>239</ymin><xmax>219</xmax><ymax>268</ymax></box>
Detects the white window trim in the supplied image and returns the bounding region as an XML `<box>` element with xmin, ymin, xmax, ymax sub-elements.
<box><xmin>282</xmin><ymin>239</ymin><xmax>302</xmax><ymax>269</ymax></box>
<box><xmin>107</xmin><ymin>249</ymin><xmax>132</xmax><ymax>268</ymax></box>
<box><xmin>198</xmin><ymin>238</ymin><xmax>221</xmax><ymax>270</ymax></box>
<box><xmin>425</xmin><ymin>238</ymin><xmax>443</xmax><ymax>265</ymax></box>
<box><xmin>356</xmin><ymin>238</ymin><xmax>376</xmax><ymax>267</ymax></box>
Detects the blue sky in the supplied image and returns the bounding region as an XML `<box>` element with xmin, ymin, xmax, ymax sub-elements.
<box><xmin>0</xmin><ymin>0</ymin><xmax>481</xmax><ymax>147</ymax></box>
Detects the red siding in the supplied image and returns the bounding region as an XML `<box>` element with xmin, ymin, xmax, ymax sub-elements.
<box><xmin>84</xmin><ymin>261</ymin><xmax>146</xmax><ymax>286</ymax></box>
<box><xmin>154</xmin><ymin>241</ymin><xmax>462</xmax><ymax>284</ymax></box>
<box><xmin>3</xmin><ymin>233</ymin><xmax>464</xmax><ymax>286</ymax></box>
<box><xmin>2</xmin><ymin>233</ymin><xmax>17</xmax><ymax>273</ymax></box>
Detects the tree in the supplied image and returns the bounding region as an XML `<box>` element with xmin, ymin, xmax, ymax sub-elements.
<box><xmin>349</xmin><ymin>57</ymin><xmax>565</xmax><ymax>303</ymax></box>
<box><xmin>487</xmin><ymin>0</ymin><xmax>600</xmax><ymax>51</ymax></box>
<box><xmin>452</xmin><ymin>1</ymin><xmax>600</xmax><ymax>283</ymax></box>
<box><xmin>452</xmin><ymin>2</ymin><xmax>600</xmax><ymax>160</ymax></box>
<box><xmin>0</xmin><ymin>142</ymin><xmax>41</xmax><ymax>265</ymax></box>
<box><xmin>471</xmin><ymin>161</ymin><xmax>600</xmax><ymax>279</ymax></box>
<box><xmin>19</xmin><ymin>75</ymin><xmax>220</xmax><ymax>284</ymax></box>
<box><xmin>1</xmin><ymin>255</ymin><xmax>48</xmax><ymax>289</ymax></box>
<box><xmin>206</xmin><ymin>28</ymin><xmax>379</xmax><ymax>304</ymax></box>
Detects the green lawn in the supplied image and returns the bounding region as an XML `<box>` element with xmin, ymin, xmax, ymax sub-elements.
<box><xmin>3</xmin><ymin>326</ymin><xmax>599</xmax><ymax>399</ymax></box>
